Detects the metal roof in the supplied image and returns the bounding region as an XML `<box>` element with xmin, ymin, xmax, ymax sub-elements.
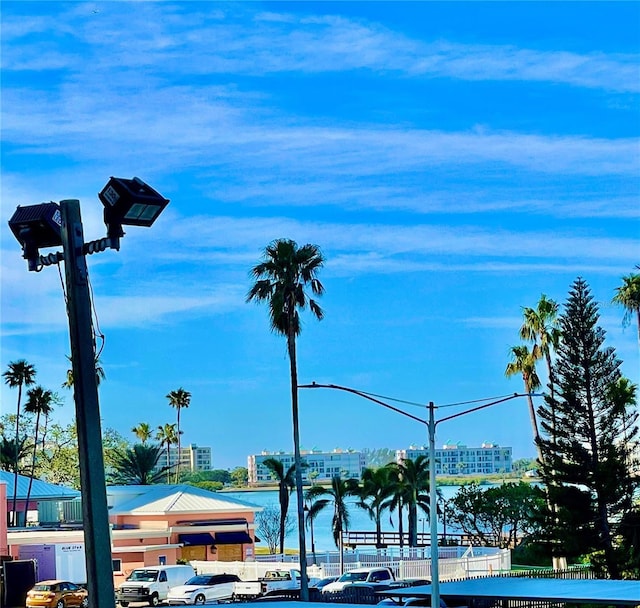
<box><xmin>382</xmin><ymin>578</ymin><xmax>640</xmax><ymax>604</ymax></box>
<box><xmin>108</xmin><ymin>484</ymin><xmax>261</xmax><ymax>515</ymax></box>
<box><xmin>0</xmin><ymin>471</ymin><xmax>80</xmax><ymax>500</ymax></box>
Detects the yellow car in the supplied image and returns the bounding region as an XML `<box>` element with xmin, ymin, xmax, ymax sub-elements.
<box><xmin>26</xmin><ymin>580</ymin><xmax>89</xmax><ymax>608</ymax></box>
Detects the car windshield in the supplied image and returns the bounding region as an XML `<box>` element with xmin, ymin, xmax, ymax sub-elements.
<box><xmin>33</xmin><ymin>584</ymin><xmax>54</xmax><ymax>591</ymax></box>
<box><xmin>127</xmin><ymin>570</ymin><xmax>158</xmax><ymax>582</ymax></box>
<box><xmin>339</xmin><ymin>572</ymin><xmax>368</xmax><ymax>582</ymax></box>
<box><xmin>184</xmin><ymin>576</ymin><xmax>213</xmax><ymax>586</ymax></box>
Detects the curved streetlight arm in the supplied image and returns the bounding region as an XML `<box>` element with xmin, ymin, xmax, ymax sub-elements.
<box><xmin>298</xmin><ymin>382</ymin><xmax>425</xmax><ymax>424</ymax></box>
<box><xmin>437</xmin><ymin>393</ymin><xmax>537</xmax><ymax>426</ymax></box>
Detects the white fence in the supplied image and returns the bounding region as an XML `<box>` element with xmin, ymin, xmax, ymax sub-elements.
<box><xmin>191</xmin><ymin>547</ymin><xmax>510</xmax><ymax>583</ymax></box>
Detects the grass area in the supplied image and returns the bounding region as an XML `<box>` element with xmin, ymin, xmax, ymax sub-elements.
<box><xmin>255</xmin><ymin>547</ymin><xmax>299</xmax><ymax>556</ymax></box>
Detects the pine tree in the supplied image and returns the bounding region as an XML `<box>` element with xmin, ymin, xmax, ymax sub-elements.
<box><xmin>537</xmin><ymin>278</ymin><xmax>639</xmax><ymax>578</ymax></box>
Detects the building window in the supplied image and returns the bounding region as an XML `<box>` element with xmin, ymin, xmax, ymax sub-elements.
<box><xmin>112</xmin><ymin>559</ymin><xmax>122</xmax><ymax>572</ymax></box>
<box><xmin>159</xmin><ymin>555</ymin><xmax>167</xmax><ymax>565</ymax></box>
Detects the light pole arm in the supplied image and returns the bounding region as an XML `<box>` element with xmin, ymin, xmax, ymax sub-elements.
<box><xmin>298</xmin><ymin>383</ymin><xmax>425</xmax><ymax>424</ymax></box>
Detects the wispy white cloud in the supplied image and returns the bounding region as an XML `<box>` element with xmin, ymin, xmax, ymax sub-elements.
<box><xmin>3</xmin><ymin>82</ymin><xmax>637</xmax><ymax>181</ymax></box>
<box><xmin>2</xmin><ymin>4</ymin><xmax>637</xmax><ymax>93</ymax></box>
<box><xmin>4</xmin><ymin>213</ymin><xmax>636</xmax><ymax>337</ymax></box>
<box><xmin>165</xmin><ymin>215</ymin><xmax>639</xmax><ymax>264</ymax></box>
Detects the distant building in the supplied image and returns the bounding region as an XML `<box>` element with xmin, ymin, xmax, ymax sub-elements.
<box><xmin>397</xmin><ymin>442</ymin><xmax>513</xmax><ymax>475</ymax></box>
<box><xmin>156</xmin><ymin>444</ymin><xmax>212</xmax><ymax>472</ymax></box>
<box><xmin>248</xmin><ymin>449</ymin><xmax>366</xmax><ymax>485</ymax></box>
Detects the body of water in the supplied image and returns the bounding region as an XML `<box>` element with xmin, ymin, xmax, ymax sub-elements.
<box><xmin>224</xmin><ymin>487</ymin><xmax>464</xmax><ymax>552</ymax></box>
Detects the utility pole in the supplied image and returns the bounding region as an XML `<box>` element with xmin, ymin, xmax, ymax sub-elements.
<box><xmin>60</xmin><ymin>200</ymin><xmax>115</xmax><ymax>608</ymax></box>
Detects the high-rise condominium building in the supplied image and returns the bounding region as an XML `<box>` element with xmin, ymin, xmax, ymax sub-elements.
<box><xmin>248</xmin><ymin>449</ymin><xmax>366</xmax><ymax>485</ymax></box>
<box><xmin>396</xmin><ymin>442</ymin><xmax>512</xmax><ymax>475</ymax></box>
<box><xmin>156</xmin><ymin>444</ymin><xmax>212</xmax><ymax>472</ymax></box>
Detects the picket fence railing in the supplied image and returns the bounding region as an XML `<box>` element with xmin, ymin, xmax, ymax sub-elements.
<box><xmin>191</xmin><ymin>546</ymin><xmax>510</xmax><ymax>582</ymax></box>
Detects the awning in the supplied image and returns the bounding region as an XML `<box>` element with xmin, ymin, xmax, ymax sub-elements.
<box><xmin>178</xmin><ymin>532</ymin><xmax>216</xmax><ymax>546</ymax></box>
<box><xmin>214</xmin><ymin>531</ymin><xmax>253</xmax><ymax>545</ymax></box>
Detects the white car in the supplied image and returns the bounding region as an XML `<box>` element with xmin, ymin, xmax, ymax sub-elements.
<box><xmin>167</xmin><ymin>573</ymin><xmax>240</xmax><ymax>605</ymax></box>
<box><xmin>322</xmin><ymin>567</ymin><xmax>395</xmax><ymax>593</ymax></box>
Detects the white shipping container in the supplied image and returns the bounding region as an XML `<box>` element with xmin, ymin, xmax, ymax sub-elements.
<box><xmin>55</xmin><ymin>543</ymin><xmax>87</xmax><ymax>584</ymax></box>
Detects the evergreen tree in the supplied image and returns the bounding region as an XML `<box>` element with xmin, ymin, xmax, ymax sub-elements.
<box><xmin>537</xmin><ymin>278</ymin><xmax>639</xmax><ymax>578</ymax></box>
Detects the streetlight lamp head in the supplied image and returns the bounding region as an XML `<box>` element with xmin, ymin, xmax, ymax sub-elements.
<box><xmin>99</xmin><ymin>177</ymin><xmax>169</xmax><ymax>239</ymax></box>
<box><xmin>8</xmin><ymin>202</ymin><xmax>63</xmax><ymax>271</ymax></box>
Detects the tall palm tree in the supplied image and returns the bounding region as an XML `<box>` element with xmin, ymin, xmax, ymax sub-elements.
<box><xmin>166</xmin><ymin>387</ymin><xmax>191</xmax><ymax>482</ymax></box>
<box><xmin>392</xmin><ymin>455</ymin><xmax>432</xmax><ymax>547</ymax></box>
<box><xmin>23</xmin><ymin>386</ymin><xmax>55</xmax><ymax>525</ymax></box>
<box><xmin>505</xmin><ymin>344</ymin><xmax>544</xmax><ymax>463</ymax></box>
<box><xmin>3</xmin><ymin>359</ymin><xmax>37</xmax><ymax>526</ymax></box>
<box><xmin>520</xmin><ymin>295</ymin><xmax>562</xmax><ymax>438</ymax></box>
<box><xmin>247</xmin><ymin>238</ymin><xmax>325</xmax><ymax>600</ymax></box>
<box><xmin>109</xmin><ymin>444</ymin><xmax>168</xmax><ymax>485</ymax></box>
<box><xmin>520</xmin><ymin>295</ymin><xmax>561</xmax><ymax>392</ymax></box>
<box><xmin>262</xmin><ymin>457</ymin><xmax>297</xmax><ymax>556</ymax></box>
<box><xmin>305</xmin><ymin>476</ymin><xmax>359</xmax><ymax>573</ymax></box>
<box><xmin>132</xmin><ymin>422</ymin><xmax>153</xmax><ymax>444</ymax></box>
<box><xmin>357</xmin><ymin>466</ymin><xmax>394</xmax><ymax>548</ymax></box>
<box><xmin>62</xmin><ymin>355</ymin><xmax>105</xmax><ymax>388</ymax></box>
<box><xmin>156</xmin><ymin>423</ymin><xmax>178</xmax><ymax>483</ymax></box>
<box><xmin>612</xmin><ymin>271</ymin><xmax>640</xmax><ymax>350</ymax></box>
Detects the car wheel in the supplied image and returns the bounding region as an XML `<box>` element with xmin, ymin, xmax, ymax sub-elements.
<box><xmin>120</xmin><ymin>603</ymin><xmax>129</xmax><ymax>607</ymax></box>
<box><xmin>149</xmin><ymin>593</ymin><xmax>160</xmax><ymax>606</ymax></box>
<box><xmin>81</xmin><ymin>597</ymin><xmax>89</xmax><ymax>608</ymax></box>
<box><xmin>56</xmin><ymin>601</ymin><xmax>65</xmax><ymax>608</ymax></box>
<box><xmin>194</xmin><ymin>594</ymin><xmax>206</xmax><ymax>605</ymax></box>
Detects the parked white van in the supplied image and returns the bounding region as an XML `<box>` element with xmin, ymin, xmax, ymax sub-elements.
<box><xmin>116</xmin><ymin>564</ymin><xmax>196</xmax><ymax>606</ymax></box>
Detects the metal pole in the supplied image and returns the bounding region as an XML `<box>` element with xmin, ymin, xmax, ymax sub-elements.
<box><xmin>60</xmin><ymin>200</ymin><xmax>115</xmax><ymax>608</ymax></box>
<box><xmin>428</xmin><ymin>402</ymin><xmax>440</xmax><ymax>608</ymax></box>
<box><xmin>310</xmin><ymin>513</ymin><xmax>316</xmax><ymax>565</ymax></box>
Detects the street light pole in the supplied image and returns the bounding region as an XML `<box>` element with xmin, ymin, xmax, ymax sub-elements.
<box><xmin>298</xmin><ymin>383</ymin><xmax>533</xmax><ymax>608</ymax></box>
<box><xmin>427</xmin><ymin>401</ymin><xmax>439</xmax><ymax>607</ymax></box>
<box><xmin>60</xmin><ymin>199</ymin><xmax>115</xmax><ymax>608</ymax></box>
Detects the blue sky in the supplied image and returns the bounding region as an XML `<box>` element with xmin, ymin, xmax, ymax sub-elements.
<box><xmin>1</xmin><ymin>2</ymin><xmax>639</xmax><ymax>471</ymax></box>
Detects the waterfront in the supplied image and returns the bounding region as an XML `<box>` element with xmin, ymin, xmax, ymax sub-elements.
<box><xmin>224</xmin><ymin>487</ymin><xmax>464</xmax><ymax>552</ymax></box>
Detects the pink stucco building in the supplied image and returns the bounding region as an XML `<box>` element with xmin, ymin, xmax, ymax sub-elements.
<box><xmin>6</xmin><ymin>483</ymin><xmax>261</xmax><ymax>585</ymax></box>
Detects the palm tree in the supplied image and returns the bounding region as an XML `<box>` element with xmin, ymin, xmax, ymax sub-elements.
<box><xmin>505</xmin><ymin>344</ymin><xmax>544</xmax><ymax>464</ymax></box>
<box><xmin>247</xmin><ymin>238</ymin><xmax>325</xmax><ymax>600</ymax></box>
<box><xmin>305</xmin><ymin>475</ymin><xmax>359</xmax><ymax>574</ymax></box>
<box><xmin>166</xmin><ymin>387</ymin><xmax>191</xmax><ymax>482</ymax></box>
<box><xmin>386</xmin><ymin>466</ymin><xmax>408</xmax><ymax>549</ymax></box>
<box><xmin>62</xmin><ymin>355</ymin><xmax>105</xmax><ymax>388</ymax></box>
<box><xmin>520</xmin><ymin>295</ymin><xmax>561</xmax><ymax>391</ymax></box>
<box><xmin>156</xmin><ymin>423</ymin><xmax>178</xmax><ymax>483</ymax></box>
<box><xmin>520</xmin><ymin>294</ymin><xmax>562</xmax><ymax>439</ymax></box>
<box><xmin>3</xmin><ymin>359</ymin><xmax>37</xmax><ymax>526</ymax></box>
<box><xmin>23</xmin><ymin>386</ymin><xmax>55</xmax><ymax>525</ymax></box>
<box><xmin>262</xmin><ymin>457</ymin><xmax>297</xmax><ymax>556</ymax></box>
<box><xmin>612</xmin><ymin>271</ymin><xmax>640</xmax><ymax>350</ymax></box>
<box><xmin>109</xmin><ymin>444</ymin><xmax>168</xmax><ymax>485</ymax></box>
<box><xmin>357</xmin><ymin>465</ymin><xmax>394</xmax><ymax>548</ymax></box>
<box><xmin>392</xmin><ymin>455</ymin><xmax>432</xmax><ymax>547</ymax></box>
<box><xmin>0</xmin><ymin>436</ymin><xmax>30</xmax><ymax>472</ymax></box>
<box><xmin>132</xmin><ymin>422</ymin><xmax>153</xmax><ymax>444</ymax></box>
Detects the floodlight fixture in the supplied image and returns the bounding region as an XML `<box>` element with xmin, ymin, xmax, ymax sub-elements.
<box><xmin>8</xmin><ymin>202</ymin><xmax>63</xmax><ymax>271</ymax></box>
<box><xmin>99</xmin><ymin>176</ymin><xmax>170</xmax><ymax>247</ymax></box>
